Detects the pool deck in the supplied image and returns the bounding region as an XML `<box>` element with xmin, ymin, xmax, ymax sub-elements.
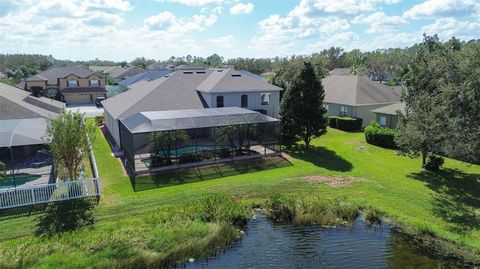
<box><xmin>5</xmin><ymin>165</ymin><xmax>53</xmax><ymax>188</ymax></box>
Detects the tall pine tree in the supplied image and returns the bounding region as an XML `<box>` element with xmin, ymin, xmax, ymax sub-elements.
<box><xmin>279</xmin><ymin>62</ymin><xmax>328</xmax><ymax>148</ymax></box>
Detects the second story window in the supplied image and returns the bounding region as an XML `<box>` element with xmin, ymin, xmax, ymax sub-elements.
<box><xmin>90</xmin><ymin>80</ymin><xmax>99</xmax><ymax>87</ymax></box>
<box><xmin>216</xmin><ymin>95</ymin><xmax>224</xmax><ymax>108</ymax></box>
<box><xmin>241</xmin><ymin>95</ymin><xmax>248</xmax><ymax>108</ymax></box>
<box><xmin>261</xmin><ymin>93</ymin><xmax>270</xmax><ymax>105</ymax></box>
<box><xmin>68</xmin><ymin>80</ymin><xmax>78</xmax><ymax>87</ymax></box>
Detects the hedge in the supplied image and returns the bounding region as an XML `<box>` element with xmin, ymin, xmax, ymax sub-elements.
<box><xmin>364</xmin><ymin>121</ymin><xmax>397</xmax><ymax>148</ymax></box>
<box><xmin>329</xmin><ymin>116</ymin><xmax>363</xmax><ymax>131</ymax></box>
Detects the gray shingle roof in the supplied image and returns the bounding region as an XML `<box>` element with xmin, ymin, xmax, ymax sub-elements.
<box><xmin>322</xmin><ymin>71</ymin><xmax>401</xmax><ymax>106</ymax></box>
<box><xmin>102</xmin><ymin>70</ymin><xmax>210</xmax><ymax>120</ymax></box>
<box><xmin>118</xmin><ymin>69</ymin><xmax>174</xmax><ymax>87</ymax></box>
<box><xmin>371</xmin><ymin>102</ymin><xmax>406</xmax><ymax>115</ymax></box>
<box><xmin>26</xmin><ymin>66</ymin><xmax>95</xmax><ymax>85</ymax></box>
<box><xmin>196</xmin><ymin>68</ymin><xmax>282</xmax><ymax>93</ymax></box>
<box><xmin>0</xmin><ymin>82</ymin><xmax>65</xmax><ymax>119</ymax></box>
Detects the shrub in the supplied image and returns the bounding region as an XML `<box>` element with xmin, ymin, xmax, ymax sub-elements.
<box><xmin>328</xmin><ymin>116</ymin><xmax>338</xmax><ymax>128</ymax></box>
<box><xmin>0</xmin><ymin>161</ymin><xmax>6</xmax><ymax>180</ymax></box>
<box><xmin>95</xmin><ymin>115</ymin><xmax>105</xmax><ymax>126</ymax></box>
<box><xmin>178</xmin><ymin>153</ymin><xmax>197</xmax><ymax>164</ymax></box>
<box><xmin>425</xmin><ymin>155</ymin><xmax>444</xmax><ymax>171</ymax></box>
<box><xmin>363</xmin><ymin>206</ymin><xmax>384</xmax><ymax>225</ymax></box>
<box><xmin>335</xmin><ymin>117</ymin><xmax>363</xmax><ymax>131</ymax></box>
<box><xmin>364</xmin><ymin>121</ymin><xmax>397</xmax><ymax>148</ymax></box>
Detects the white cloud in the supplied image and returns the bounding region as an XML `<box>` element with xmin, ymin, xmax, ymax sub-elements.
<box><xmin>208</xmin><ymin>35</ymin><xmax>234</xmax><ymax>48</ymax></box>
<box><xmin>291</xmin><ymin>0</ymin><xmax>400</xmax><ymax>16</ymax></box>
<box><xmin>403</xmin><ymin>0</ymin><xmax>480</xmax><ymax>19</ymax></box>
<box><xmin>144</xmin><ymin>11</ymin><xmax>217</xmax><ymax>33</ymax></box>
<box><xmin>155</xmin><ymin>0</ymin><xmax>226</xmax><ymax>6</ymax></box>
<box><xmin>422</xmin><ymin>17</ymin><xmax>480</xmax><ymax>39</ymax></box>
<box><xmin>229</xmin><ymin>3</ymin><xmax>254</xmax><ymax>15</ymax></box>
<box><xmin>307</xmin><ymin>31</ymin><xmax>360</xmax><ymax>51</ymax></box>
<box><xmin>352</xmin><ymin>12</ymin><xmax>407</xmax><ymax>33</ymax></box>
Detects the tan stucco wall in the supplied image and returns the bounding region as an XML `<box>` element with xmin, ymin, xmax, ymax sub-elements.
<box><xmin>356</xmin><ymin>104</ymin><xmax>396</xmax><ymax>127</ymax></box>
<box><xmin>59</xmin><ymin>74</ymin><xmax>105</xmax><ymax>89</ymax></box>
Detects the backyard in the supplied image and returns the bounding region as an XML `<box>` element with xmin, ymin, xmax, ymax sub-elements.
<box><xmin>0</xmin><ymin>125</ymin><xmax>479</xmax><ymax>267</ymax></box>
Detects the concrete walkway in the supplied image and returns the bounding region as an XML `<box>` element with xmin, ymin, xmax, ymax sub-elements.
<box><xmin>66</xmin><ymin>104</ymin><xmax>104</xmax><ymax>118</ymax></box>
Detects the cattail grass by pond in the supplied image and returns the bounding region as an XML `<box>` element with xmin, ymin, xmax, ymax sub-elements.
<box><xmin>363</xmin><ymin>206</ymin><xmax>385</xmax><ymax>225</ymax></box>
<box><xmin>265</xmin><ymin>194</ymin><xmax>363</xmax><ymax>226</ymax></box>
<box><xmin>0</xmin><ymin>194</ymin><xmax>251</xmax><ymax>269</ymax></box>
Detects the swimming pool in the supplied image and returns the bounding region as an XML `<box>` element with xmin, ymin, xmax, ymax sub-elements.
<box><xmin>0</xmin><ymin>173</ymin><xmax>41</xmax><ymax>189</ymax></box>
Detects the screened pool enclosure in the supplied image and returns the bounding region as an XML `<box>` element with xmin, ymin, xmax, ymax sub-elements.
<box><xmin>119</xmin><ymin>107</ymin><xmax>282</xmax><ymax>175</ymax></box>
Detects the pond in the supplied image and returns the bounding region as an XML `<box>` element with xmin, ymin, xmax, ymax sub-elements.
<box><xmin>183</xmin><ymin>214</ymin><xmax>459</xmax><ymax>269</ymax></box>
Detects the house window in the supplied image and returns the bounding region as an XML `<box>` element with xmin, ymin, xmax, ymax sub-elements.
<box><xmin>241</xmin><ymin>95</ymin><xmax>248</xmax><ymax>108</ymax></box>
<box><xmin>340</xmin><ymin>106</ymin><xmax>348</xmax><ymax>116</ymax></box>
<box><xmin>261</xmin><ymin>93</ymin><xmax>270</xmax><ymax>105</ymax></box>
<box><xmin>323</xmin><ymin>103</ymin><xmax>329</xmax><ymax>111</ymax></box>
<box><xmin>90</xmin><ymin>80</ymin><xmax>99</xmax><ymax>87</ymax></box>
<box><xmin>379</xmin><ymin>116</ymin><xmax>387</xmax><ymax>126</ymax></box>
<box><xmin>216</xmin><ymin>95</ymin><xmax>224</xmax><ymax>108</ymax></box>
<box><xmin>68</xmin><ymin>80</ymin><xmax>78</xmax><ymax>87</ymax></box>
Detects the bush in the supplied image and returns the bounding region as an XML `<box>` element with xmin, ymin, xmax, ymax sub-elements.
<box><xmin>335</xmin><ymin>117</ymin><xmax>363</xmax><ymax>131</ymax></box>
<box><xmin>425</xmin><ymin>155</ymin><xmax>444</xmax><ymax>171</ymax></box>
<box><xmin>95</xmin><ymin>115</ymin><xmax>105</xmax><ymax>126</ymax></box>
<box><xmin>178</xmin><ymin>153</ymin><xmax>197</xmax><ymax>164</ymax></box>
<box><xmin>364</xmin><ymin>121</ymin><xmax>397</xmax><ymax>148</ymax></box>
<box><xmin>0</xmin><ymin>161</ymin><xmax>6</xmax><ymax>180</ymax></box>
<box><xmin>328</xmin><ymin>116</ymin><xmax>338</xmax><ymax>128</ymax></box>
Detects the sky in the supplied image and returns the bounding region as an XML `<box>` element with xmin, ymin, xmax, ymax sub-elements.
<box><xmin>0</xmin><ymin>0</ymin><xmax>479</xmax><ymax>61</ymax></box>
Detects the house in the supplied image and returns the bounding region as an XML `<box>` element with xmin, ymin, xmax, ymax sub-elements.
<box><xmin>322</xmin><ymin>68</ymin><xmax>401</xmax><ymax>127</ymax></box>
<box><xmin>0</xmin><ymin>82</ymin><xmax>65</xmax><ymax>188</ymax></box>
<box><xmin>89</xmin><ymin>65</ymin><xmax>144</xmax><ymax>81</ymax></box>
<box><xmin>102</xmin><ymin>68</ymin><xmax>283</xmax><ymax>148</ymax></box>
<box><xmin>20</xmin><ymin>66</ymin><xmax>107</xmax><ymax>105</ymax></box>
<box><xmin>371</xmin><ymin>102</ymin><xmax>405</xmax><ymax>129</ymax></box>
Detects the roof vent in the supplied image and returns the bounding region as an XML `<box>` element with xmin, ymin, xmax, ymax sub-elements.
<box><xmin>231</xmin><ymin>74</ymin><xmax>241</xmax><ymax>77</ymax></box>
<box><xmin>217</xmin><ymin>69</ymin><xmax>223</xmax><ymax>72</ymax></box>
<box><xmin>164</xmin><ymin>75</ymin><xmax>169</xmax><ymax>77</ymax></box>
<box><xmin>183</xmin><ymin>71</ymin><xmax>193</xmax><ymax>74</ymax></box>
<box><xmin>196</xmin><ymin>71</ymin><xmax>206</xmax><ymax>74</ymax></box>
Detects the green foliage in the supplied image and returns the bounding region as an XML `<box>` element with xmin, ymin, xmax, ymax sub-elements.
<box><xmin>148</xmin><ymin>130</ymin><xmax>189</xmax><ymax>165</ymax></box>
<box><xmin>130</xmin><ymin>57</ymin><xmax>156</xmax><ymax>69</ymax></box>
<box><xmin>226</xmin><ymin>58</ymin><xmax>273</xmax><ymax>75</ymax></box>
<box><xmin>0</xmin><ymin>161</ymin><xmax>6</xmax><ymax>181</ymax></box>
<box><xmin>94</xmin><ymin>115</ymin><xmax>104</xmax><ymax>126</ymax></box>
<box><xmin>363</xmin><ymin>206</ymin><xmax>385</xmax><ymax>225</ymax></box>
<box><xmin>46</xmin><ymin>110</ymin><xmax>95</xmax><ymax>180</ymax></box>
<box><xmin>279</xmin><ymin>62</ymin><xmax>328</xmax><ymax>147</ymax></box>
<box><xmin>330</xmin><ymin>117</ymin><xmax>363</xmax><ymax>131</ymax></box>
<box><xmin>364</xmin><ymin>121</ymin><xmax>397</xmax><ymax>148</ymax></box>
<box><xmin>425</xmin><ymin>155</ymin><xmax>445</xmax><ymax>171</ymax></box>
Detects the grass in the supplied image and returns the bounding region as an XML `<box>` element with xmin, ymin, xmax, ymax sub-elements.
<box><xmin>0</xmin><ymin>124</ymin><xmax>479</xmax><ymax>267</ymax></box>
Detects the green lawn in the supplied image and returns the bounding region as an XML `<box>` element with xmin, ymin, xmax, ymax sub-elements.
<box><xmin>0</xmin><ymin>126</ymin><xmax>479</xmax><ymax>267</ymax></box>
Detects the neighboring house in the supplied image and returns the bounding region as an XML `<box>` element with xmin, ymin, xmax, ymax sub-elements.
<box><xmin>89</xmin><ymin>65</ymin><xmax>144</xmax><ymax>81</ymax></box>
<box><xmin>102</xmin><ymin>68</ymin><xmax>283</xmax><ymax>147</ymax></box>
<box><xmin>20</xmin><ymin>66</ymin><xmax>107</xmax><ymax>105</ymax></box>
<box><xmin>117</xmin><ymin>68</ymin><xmax>174</xmax><ymax>89</ymax></box>
<box><xmin>371</xmin><ymin>102</ymin><xmax>405</xmax><ymax>129</ymax></box>
<box><xmin>322</xmin><ymin>68</ymin><xmax>401</xmax><ymax>127</ymax></box>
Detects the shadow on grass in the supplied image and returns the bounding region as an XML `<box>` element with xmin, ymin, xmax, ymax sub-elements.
<box><xmin>286</xmin><ymin>145</ymin><xmax>353</xmax><ymax>172</ymax></box>
<box><xmin>35</xmin><ymin>199</ymin><xmax>96</xmax><ymax>237</ymax></box>
<box><xmin>408</xmin><ymin>168</ymin><xmax>480</xmax><ymax>234</ymax></box>
<box><xmin>131</xmin><ymin>156</ymin><xmax>292</xmax><ymax>192</ymax></box>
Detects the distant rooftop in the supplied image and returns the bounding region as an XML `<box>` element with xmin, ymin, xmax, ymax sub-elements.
<box><xmin>26</xmin><ymin>66</ymin><xmax>95</xmax><ymax>85</ymax></box>
<box><xmin>371</xmin><ymin>102</ymin><xmax>406</xmax><ymax>115</ymax></box>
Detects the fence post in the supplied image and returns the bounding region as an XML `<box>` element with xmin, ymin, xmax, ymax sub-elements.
<box><xmin>31</xmin><ymin>188</ymin><xmax>36</xmax><ymax>204</ymax></box>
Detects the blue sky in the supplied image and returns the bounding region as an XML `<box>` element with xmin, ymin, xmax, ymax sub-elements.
<box><xmin>0</xmin><ymin>0</ymin><xmax>479</xmax><ymax>61</ymax></box>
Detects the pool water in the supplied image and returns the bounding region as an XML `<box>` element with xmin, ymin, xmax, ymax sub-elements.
<box><xmin>0</xmin><ymin>173</ymin><xmax>41</xmax><ymax>189</ymax></box>
<box><xmin>183</xmin><ymin>214</ymin><xmax>460</xmax><ymax>269</ymax></box>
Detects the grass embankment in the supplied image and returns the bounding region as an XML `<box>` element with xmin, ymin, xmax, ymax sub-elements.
<box><xmin>0</xmin><ymin>125</ymin><xmax>479</xmax><ymax>267</ymax></box>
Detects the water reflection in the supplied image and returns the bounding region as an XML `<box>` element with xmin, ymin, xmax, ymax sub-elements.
<box><xmin>183</xmin><ymin>214</ymin><xmax>458</xmax><ymax>269</ymax></box>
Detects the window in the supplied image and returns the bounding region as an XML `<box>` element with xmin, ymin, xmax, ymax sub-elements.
<box><xmin>216</xmin><ymin>95</ymin><xmax>224</xmax><ymax>108</ymax></box>
<box><xmin>340</xmin><ymin>106</ymin><xmax>348</xmax><ymax>116</ymax></box>
<box><xmin>379</xmin><ymin>116</ymin><xmax>387</xmax><ymax>126</ymax></box>
<box><xmin>323</xmin><ymin>103</ymin><xmax>329</xmax><ymax>111</ymax></box>
<box><xmin>261</xmin><ymin>93</ymin><xmax>270</xmax><ymax>105</ymax></box>
<box><xmin>68</xmin><ymin>80</ymin><xmax>78</xmax><ymax>87</ymax></box>
<box><xmin>90</xmin><ymin>80</ymin><xmax>99</xmax><ymax>87</ymax></box>
<box><xmin>241</xmin><ymin>95</ymin><xmax>248</xmax><ymax>108</ymax></box>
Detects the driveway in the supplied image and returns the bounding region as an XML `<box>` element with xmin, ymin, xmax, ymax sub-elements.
<box><xmin>66</xmin><ymin>104</ymin><xmax>104</xmax><ymax>118</ymax></box>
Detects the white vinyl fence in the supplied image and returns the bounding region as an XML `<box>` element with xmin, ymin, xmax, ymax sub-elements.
<box><xmin>0</xmin><ymin>178</ymin><xmax>100</xmax><ymax>210</ymax></box>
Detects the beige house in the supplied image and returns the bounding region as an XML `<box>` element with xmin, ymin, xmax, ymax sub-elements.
<box><xmin>371</xmin><ymin>102</ymin><xmax>406</xmax><ymax>129</ymax></box>
<box><xmin>322</xmin><ymin>68</ymin><xmax>402</xmax><ymax>127</ymax></box>
<box><xmin>21</xmin><ymin>66</ymin><xmax>107</xmax><ymax>104</ymax></box>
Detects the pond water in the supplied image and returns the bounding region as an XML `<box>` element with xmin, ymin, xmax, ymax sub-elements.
<box><xmin>183</xmin><ymin>214</ymin><xmax>459</xmax><ymax>269</ymax></box>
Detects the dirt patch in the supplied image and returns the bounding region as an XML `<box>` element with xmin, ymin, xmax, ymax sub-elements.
<box><xmin>302</xmin><ymin>176</ymin><xmax>368</xmax><ymax>187</ymax></box>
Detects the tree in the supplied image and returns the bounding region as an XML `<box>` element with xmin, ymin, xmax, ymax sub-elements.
<box><xmin>395</xmin><ymin>35</ymin><xmax>448</xmax><ymax>169</ymax></box>
<box><xmin>46</xmin><ymin>110</ymin><xmax>95</xmax><ymax>180</ymax></box>
<box><xmin>0</xmin><ymin>161</ymin><xmax>6</xmax><ymax>181</ymax></box>
<box><xmin>279</xmin><ymin>62</ymin><xmax>328</xmax><ymax>148</ymax></box>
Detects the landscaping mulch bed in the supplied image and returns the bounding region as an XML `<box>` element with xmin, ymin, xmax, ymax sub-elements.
<box><xmin>302</xmin><ymin>176</ymin><xmax>368</xmax><ymax>187</ymax></box>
